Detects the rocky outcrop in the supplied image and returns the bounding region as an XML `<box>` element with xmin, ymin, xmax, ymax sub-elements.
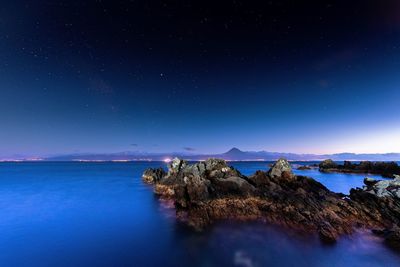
<box><xmin>268</xmin><ymin>158</ymin><xmax>294</xmax><ymax>179</ymax></box>
<box><xmin>297</xmin><ymin>165</ymin><xmax>312</xmax><ymax>170</ymax></box>
<box><xmin>319</xmin><ymin>159</ymin><xmax>338</xmax><ymax>170</ymax></box>
<box><xmin>143</xmin><ymin>158</ymin><xmax>400</xmax><ymax>251</ymax></box>
<box><xmin>142</xmin><ymin>168</ymin><xmax>166</xmax><ymax>184</ymax></box>
<box><xmin>385</xmin><ymin>229</ymin><xmax>400</xmax><ymax>250</ymax></box>
<box><xmin>319</xmin><ymin>160</ymin><xmax>400</xmax><ymax>178</ymax></box>
<box><xmin>154</xmin><ymin>158</ymin><xmax>254</xmax><ymax>205</ymax></box>
<box><xmin>350</xmin><ymin>179</ymin><xmax>400</xmax><ymax>251</ymax></box>
<box><xmin>361</xmin><ymin>175</ymin><xmax>400</xmax><ymax>198</ymax></box>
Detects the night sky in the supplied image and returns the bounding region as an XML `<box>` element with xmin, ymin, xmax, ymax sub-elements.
<box><xmin>1</xmin><ymin>1</ymin><xmax>400</xmax><ymax>158</ymax></box>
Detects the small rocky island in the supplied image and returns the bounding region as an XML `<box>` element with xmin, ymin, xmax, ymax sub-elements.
<box><xmin>319</xmin><ymin>159</ymin><xmax>400</xmax><ymax>178</ymax></box>
<box><xmin>142</xmin><ymin>158</ymin><xmax>400</xmax><ymax>250</ymax></box>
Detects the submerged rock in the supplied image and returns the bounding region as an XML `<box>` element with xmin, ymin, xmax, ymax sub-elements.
<box><xmin>371</xmin><ymin>227</ymin><xmax>400</xmax><ymax>251</ymax></box>
<box><xmin>385</xmin><ymin>229</ymin><xmax>400</xmax><ymax>251</ymax></box>
<box><xmin>143</xmin><ymin>158</ymin><xmax>400</xmax><ymax>250</ymax></box>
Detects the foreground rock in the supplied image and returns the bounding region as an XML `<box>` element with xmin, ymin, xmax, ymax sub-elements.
<box><xmin>319</xmin><ymin>160</ymin><xmax>400</xmax><ymax>178</ymax></box>
<box><xmin>361</xmin><ymin>175</ymin><xmax>400</xmax><ymax>198</ymax></box>
<box><xmin>350</xmin><ymin>175</ymin><xmax>400</xmax><ymax>251</ymax></box>
<box><xmin>143</xmin><ymin>158</ymin><xmax>400</xmax><ymax>250</ymax></box>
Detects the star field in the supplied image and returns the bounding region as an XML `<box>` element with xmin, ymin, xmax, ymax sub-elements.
<box><xmin>0</xmin><ymin>1</ymin><xmax>400</xmax><ymax>157</ymax></box>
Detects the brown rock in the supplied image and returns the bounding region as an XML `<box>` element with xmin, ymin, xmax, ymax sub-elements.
<box><xmin>142</xmin><ymin>167</ymin><xmax>166</xmax><ymax>184</ymax></box>
<box><xmin>385</xmin><ymin>229</ymin><xmax>400</xmax><ymax>251</ymax></box>
<box><xmin>142</xmin><ymin>158</ymin><xmax>400</xmax><ymax>250</ymax></box>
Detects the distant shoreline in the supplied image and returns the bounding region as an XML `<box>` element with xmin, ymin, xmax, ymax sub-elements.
<box><xmin>3</xmin><ymin>148</ymin><xmax>400</xmax><ymax>162</ymax></box>
<box><xmin>1</xmin><ymin>159</ymin><xmax>400</xmax><ymax>163</ymax></box>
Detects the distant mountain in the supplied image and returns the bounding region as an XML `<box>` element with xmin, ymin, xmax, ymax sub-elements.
<box><xmin>219</xmin><ymin>147</ymin><xmax>248</xmax><ymax>160</ymax></box>
<box><xmin>224</xmin><ymin>147</ymin><xmax>245</xmax><ymax>156</ymax></box>
<box><xmin>39</xmin><ymin>148</ymin><xmax>400</xmax><ymax>162</ymax></box>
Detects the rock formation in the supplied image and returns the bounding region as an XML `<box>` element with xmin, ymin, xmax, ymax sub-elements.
<box><xmin>268</xmin><ymin>158</ymin><xmax>294</xmax><ymax>179</ymax></box>
<box><xmin>142</xmin><ymin>167</ymin><xmax>166</xmax><ymax>184</ymax></box>
<box><xmin>297</xmin><ymin>165</ymin><xmax>312</xmax><ymax>170</ymax></box>
<box><xmin>143</xmin><ymin>158</ymin><xmax>400</xmax><ymax>251</ymax></box>
<box><xmin>361</xmin><ymin>175</ymin><xmax>400</xmax><ymax>198</ymax></box>
<box><xmin>319</xmin><ymin>159</ymin><xmax>338</xmax><ymax>170</ymax></box>
<box><xmin>350</xmin><ymin>175</ymin><xmax>400</xmax><ymax>250</ymax></box>
<box><xmin>319</xmin><ymin>160</ymin><xmax>400</xmax><ymax>178</ymax></box>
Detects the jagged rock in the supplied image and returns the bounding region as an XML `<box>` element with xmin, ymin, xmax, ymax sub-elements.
<box><xmin>181</xmin><ymin>174</ymin><xmax>210</xmax><ymax>206</ymax></box>
<box><xmin>168</xmin><ymin>157</ymin><xmax>187</xmax><ymax>173</ymax></box>
<box><xmin>204</xmin><ymin>158</ymin><xmax>227</xmax><ymax>171</ymax></box>
<box><xmin>248</xmin><ymin>170</ymin><xmax>270</xmax><ymax>187</ymax></box>
<box><xmin>268</xmin><ymin>158</ymin><xmax>294</xmax><ymax>179</ymax></box>
<box><xmin>362</xmin><ymin>176</ymin><xmax>400</xmax><ymax>198</ymax></box>
<box><xmin>153</xmin><ymin>158</ymin><xmax>255</xmax><ymax>203</ymax></box>
<box><xmin>154</xmin><ymin>184</ymin><xmax>175</xmax><ymax>197</ymax></box>
<box><xmin>372</xmin><ymin>227</ymin><xmax>400</xmax><ymax>251</ymax></box>
<box><xmin>319</xmin><ymin>159</ymin><xmax>338</xmax><ymax>170</ymax></box>
<box><xmin>143</xmin><ymin>158</ymin><xmax>400</xmax><ymax>249</ymax></box>
<box><xmin>142</xmin><ymin>168</ymin><xmax>166</xmax><ymax>184</ymax></box>
<box><xmin>212</xmin><ymin>176</ymin><xmax>256</xmax><ymax>197</ymax></box>
<box><xmin>319</xmin><ymin>222</ymin><xmax>338</xmax><ymax>243</ymax></box>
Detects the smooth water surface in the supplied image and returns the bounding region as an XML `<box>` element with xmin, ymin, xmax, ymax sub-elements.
<box><xmin>0</xmin><ymin>162</ymin><xmax>399</xmax><ymax>267</ymax></box>
<box><xmin>231</xmin><ymin>161</ymin><xmax>386</xmax><ymax>194</ymax></box>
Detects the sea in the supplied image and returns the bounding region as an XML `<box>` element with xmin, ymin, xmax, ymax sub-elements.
<box><xmin>0</xmin><ymin>161</ymin><xmax>399</xmax><ymax>267</ymax></box>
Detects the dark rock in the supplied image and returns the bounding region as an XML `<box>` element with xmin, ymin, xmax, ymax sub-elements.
<box><xmin>248</xmin><ymin>170</ymin><xmax>270</xmax><ymax>187</ymax></box>
<box><xmin>297</xmin><ymin>165</ymin><xmax>312</xmax><ymax>170</ymax></box>
<box><xmin>168</xmin><ymin>157</ymin><xmax>187</xmax><ymax>174</ymax></box>
<box><xmin>319</xmin><ymin>222</ymin><xmax>338</xmax><ymax>243</ymax></box>
<box><xmin>372</xmin><ymin>227</ymin><xmax>400</xmax><ymax>251</ymax></box>
<box><xmin>343</xmin><ymin>161</ymin><xmax>354</xmax><ymax>169</ymax></box>
<box><xmin>385</xmin><ymin>229</ymin><xmax>400</xmax><ymax>251</ymax></box>
<box><xmin>154</xmin><ymin>158</ymin><xmax>254</xmax><ymax>202</ymax></box>
<box><xmin>142</xmin><ymin>167</ymin><xmax>166</xmax><ymax>184</ymax></box>
<box><xmin>361</xmin><ymin>175</ymin><xmax>400</xmax><ymax>198</ymax></box>
<box><xmin>143</xmin><ymin>158</ymin><xmax>400</xmax><ymax>249</ymax></box>
<box><xmin>373</xmin><ymin>162</ymin><xmax>400</xmax><ymax>178</ymax></box>
<box><xmin>319</xmin><ymin>159</ymin><xmax>400</xmax><ymax>178</ymax></box>
<box><xmin>364</xmin><ymin>177</ymin><xmax>378</xmax><ymax>187</ymax></box>
<box><xmin>182</xmin><ymin>174</ymin><xmax>210</xmax><ymax>205</ymax></box>
<box><xmin>319</xmin><ymin>159</ymin><xmax>338</xmax><ymax>170</ymax></box>
<box><xmin>268</xmin><ymin>158</ymin><xmax>294</xmax><ymax>180</ymax></box>
<box><xmin>357</xmin><ymin>161</ymin><xmax>373</xmax><ymax>171</ymax></box>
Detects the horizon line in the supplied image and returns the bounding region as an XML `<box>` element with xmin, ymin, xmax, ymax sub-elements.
<box><xmin>1</xmin><ymin>147</ymin><xmax>400</xmax><ymax>162</ymax></box>
<box><xmin>2</xmin><ymin>147</ymin><xmax>400</xmax><ymax>158</ymax></box>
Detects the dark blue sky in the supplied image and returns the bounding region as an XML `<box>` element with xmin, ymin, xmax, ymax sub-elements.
<box><xmin>1</xmin><ymin>1</ymin><xmax>400</xmax><ymax>158</ymax></box>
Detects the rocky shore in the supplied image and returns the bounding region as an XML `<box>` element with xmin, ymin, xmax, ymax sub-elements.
<box><xmin>319</xmin><ymin>159</ymin><xmax>400</xmax><ymax>178</ymax></box>
<box><xmin>142</xmin><ymin>158</ymin><xmax>400</xmax><ymax>251</ymax></box>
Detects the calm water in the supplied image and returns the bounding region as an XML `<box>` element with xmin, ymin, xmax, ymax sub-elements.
<box><xmin>0</xmin><ymin>162</ymin><xmax>399</xmax><ymax>267</ymax></box>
